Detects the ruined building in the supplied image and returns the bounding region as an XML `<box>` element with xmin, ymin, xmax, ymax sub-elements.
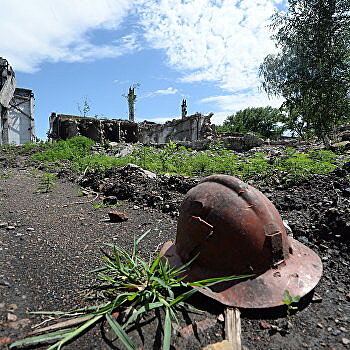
<box><xmin>0</xmin><ymin>58</ymin><xmax>35</xmax><ymax>145</ymax></box>
<box><xmin>48</xmin><ymin>93</ymin><xmax>264</xmax><ymax>151</ymax></box>
<box><xmin>49</xmin><ymin>112</ymin><xmax>214</xmax><ymax>147</ymax></box>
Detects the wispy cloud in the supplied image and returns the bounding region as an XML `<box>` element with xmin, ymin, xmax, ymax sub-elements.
<box><xmin>0</xmin><ymin>0</ymin><xmax>134</xmax><ymax>72</ymax></box>
<box><xmin>140</xmin><ymin>0</ymin><xmax>282</xmax><ymax>92</ymax></box>
<box><xmin>142</xmin><ymin>87</ymin><xmax>179</xmax><ymax>98</ymax></box>
<box><xmin>154</xmin><ymin>87</ymin><xmax>178</xmax><ymax>95</ymax></box>
<box><xmin>139</xmin><ymin>0</ymin><xmax>285</xmax><ymax>117</ymax></box>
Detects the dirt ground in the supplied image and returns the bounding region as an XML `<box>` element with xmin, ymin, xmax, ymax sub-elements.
<box><xmin>0</xmin><ymin>149</ymin><xmax>349</xmax><ymax>349</ymax></box>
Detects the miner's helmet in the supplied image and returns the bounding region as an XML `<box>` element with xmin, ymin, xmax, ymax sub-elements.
<box><xmin>161</xmin><ymin>175</ymin><xmax>322</xmax><ymax>308</ymax></box>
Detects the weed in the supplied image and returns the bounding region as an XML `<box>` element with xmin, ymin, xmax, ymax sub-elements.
<box><xmin>32</xmin><ymin>136</ymin><xmax>95</xmax><ymax>164</ymax></box>
<box><xmin>92</xmin><ymin>202</ymin><xmax>123</xmax><ymax>209</ymax></box>
<box><xmin>0</xmin><ymin>143</ymin><xmax>17</xmax><ymax>152</ymax></box>
<box><xmin>282</xmin><ymin>290</ymin><xmax>300</xmax><ymax>315</ymax></box>
<box><xmin>10</xmin><ymin>231</ymin><xmax>248</xmax><ymax>350</ymax></box>
<box><xmin>30</xmin><ymin>137</ymin><xmax>350</xmax><ymax>183</ymax></box>
<box><xmin>0</xmin><ymin>173</ymin><xmax>12</xmax><ymax>179</ymax></box>
<box><xmin>35</xmin><ymin>173</ymin><xmax>57</xmax><ymax>193</ymax></box>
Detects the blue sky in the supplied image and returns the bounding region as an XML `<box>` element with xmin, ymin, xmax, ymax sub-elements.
<box><xmin>1</xmin><ymin>0</ymin><xmax>286</xmax><ymax>140</ymax></box>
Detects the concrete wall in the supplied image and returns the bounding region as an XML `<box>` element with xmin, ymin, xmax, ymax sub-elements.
<box><xmin>49</xmin><ymin>114</ymin><xmax>139</xmax><ymax>143</ymax></box>
<box><xmin>49</xmin><ymin>112</ymin><xmax>214</xmax><ymax>147</ymax></box>
<box><xmin>139</xmin><ymin>113</ymin><xmax>213</xmax><ymax>145</ymax></box>
<box><xmin>6</xmin><ymin>88</ymin><xmax>35</xmax><ymax>144</ymax></box>
<box><xmin>0</xmin><ymin>105</ymin><xmax>3</xmax><ymax>144</ymax></box>
<box><xmin>0</xmin><ymin>58</ymin><xmax>35</xmax><ymax>145</ymax></box>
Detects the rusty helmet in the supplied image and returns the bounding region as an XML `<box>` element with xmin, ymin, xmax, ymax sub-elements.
<box><xmin>161</xmin><ymin>175</ymin><xmax>322</xmax><ymax>308</ymax></box>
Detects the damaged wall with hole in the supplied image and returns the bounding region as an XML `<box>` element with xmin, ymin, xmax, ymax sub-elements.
<box><xmin>49</xmin><ymin>112</ymin><xmax>215</xmax><ymax>147</ymax></box>
<box><xmin>0</xmin><ymin>58</ymin><xmax>35</xmax><ymax>145</ymax></box>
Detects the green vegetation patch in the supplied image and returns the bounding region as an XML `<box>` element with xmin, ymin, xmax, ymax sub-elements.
<box><xmin>32</xmin><ymin>136</ymin><xmax>95</xmax><ymax>164</ymax></box>
<box><xmin>31</xmin><ymin>137</ymin><xmax>350</xmax><ymax>184</ymax></box>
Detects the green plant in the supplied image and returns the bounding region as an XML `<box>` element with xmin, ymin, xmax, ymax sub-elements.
<box><xmin>30</xmin><ymin>138</ymin><xmax>350</xmax><ymax>184</ymax></box>
<box><xmin>0</xmin><ymin>173</ymin><xmax>12</xmax><ymax>179</ymax></box>
<box><xmin>35</xmin><ymin>173</ymin><xmax>57</xmax><ymax>193</ymax></box>
<box><xmin>17</xmin><ymin>142</ymin><xmax>43</xmax><ymax>154</ymax></box>
<box><xmin>92</xmin><ymin>202</ymin><xmax>123</xmax><ymax>209</ymax></box>
<box><xmin>10</xmin><ymin>231</ymin><xmax>248</xmax><ymax>350</ymax></box>
<box><xmin>32</xmin><ymin>136</ymin><xmax>95</xmax><ymax>164</ymax></box>
<box><xmin>282</xmin><ymin>290</ymin><xmax>300</xmax><ymax>314</ymax></box>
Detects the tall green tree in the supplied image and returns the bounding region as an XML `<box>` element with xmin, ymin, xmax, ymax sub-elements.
<box><xmin>259</xmin><ymin>0</ymin><xmax>350</xmax><ymax>143</ymax></box>
<box><xmin>219</xmin><ymin>106</ymin><xmax>285</xmax><ymax>139</ymax></box>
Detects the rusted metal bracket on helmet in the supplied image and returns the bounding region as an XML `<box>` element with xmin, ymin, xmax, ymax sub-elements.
<box><xmin>265</xmin><ymin>231</ymin><xmax>285</xmax><ymax>267</ymax></box>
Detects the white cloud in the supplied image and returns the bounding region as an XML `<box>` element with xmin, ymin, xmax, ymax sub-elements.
<box><xmin>140</xmin><ymin>0</ymin><xmax>283</xmax><ymax>91</ymax></box>
<box><xmin>0</xmin><ymin>0</ymin><xmax>134</xmax><ymax>72</ymax></box>
<box><xmin>154</xmin><ymin>87</ymin><xmax>178</xmax><ymax>95</ymax></box>
<box><xmin>142</xmin><ymin>86</ymin><xmax>179</xmax><ymax>98</ymax></box>
<box><xmin>200</xmin><ymin>88</ymin><xmax>284</xmax><ymax>125</ymax></box>
<box><xmin>139</xmin><ymin>0</ymin><xmax>286</xmax><ymax>124</ymax></box>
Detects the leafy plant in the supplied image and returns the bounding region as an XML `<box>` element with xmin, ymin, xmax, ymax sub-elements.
<box><xmin>35</xmin><ymin>173</ymin><xmax>57</xmax><ymax>193</ymax></box>
<box><xmin>282</xmin><ymin>290</ymin><xmax>300</xmax><ymax>314</ymax></box>
<box><xmin>0</xmin><ymin>173</ymin><xmax>12</xmax><ymax>179</ymax></box>
<box><xmin>10</xmin><ymin>231</ymin><xmax>248</xmax><ymax>350</ymax></box>
<box><xmin>92</xmin><ymin>201</ymin><xmax>123</xmax><ymax>209</ymax></box>
<box><xmin>32</xmin><ymin>136</ymin><xmax>95</xmax><ymax>164</ymax></box>
<box><xmin>31</xmin><ymin>138</ymin><xmax>350</xmax><ymax>183</ymax></box>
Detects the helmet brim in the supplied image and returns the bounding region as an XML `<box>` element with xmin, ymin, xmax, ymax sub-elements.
<box><xmin>160</xmin><ymin>237</ymin><xmax>322</xmax><ymax>308</ymax></box>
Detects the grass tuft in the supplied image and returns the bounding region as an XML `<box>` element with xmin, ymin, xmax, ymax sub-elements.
<box><xmin>10</xmin><ymin>231</ymin><xmax>248</xmax><ymax>350</ymax></box>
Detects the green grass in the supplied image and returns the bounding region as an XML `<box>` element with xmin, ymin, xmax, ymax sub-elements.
<box><xmin>32</xmin><ymin>136</ymin><xmax>95</xmax><ymax>164</ymax></box>
<box><xmin>30</xmin><ymin>137</ymin><xmax>350</xmax><ymax>184</ymax></box>
<box><xmin>92</xmin><ymin>201</ymin><xmax>123</xmax><ymax>209</ymax></box>
<box><xmin>10</xmin><ymin>231</ymin><xmax>248</xmax><ymax>350</ymax></box>
<box><xmin>0</xmin><ymin>173</ymin><xmax>12</xmax><ymax>179</ymax></box>
<box><xmin>35</xmin><ymin>173</ymin><xmax>57</xmax><ymax>193</ymax></box>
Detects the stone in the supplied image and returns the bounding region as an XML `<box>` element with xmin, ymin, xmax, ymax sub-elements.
<box><xmin>0</xmin><ymin>337</ymin><xmax>11</xmax><ymax>346</ymax></box>
<box><xmin>7</xmin><ymin>304</ymin><xmax>17</xmax><ymax>311</ymax></box>
<box><xmin>342</xmin><ymin>338</ymin><xmax>350</xmax><ymax>345</ymax></box>
<box><xmin>178</xmin><ymin>318</ymin><xmax>216</xmax><ymax>339</ymax></box>
<box><xmin>108</xmin><ymin>211</ymin><xmax>128</xmax><ymax>223</ymax></box>
<box><xmin>259</xmin><ymin>321</ymin><xmax>272</xmax><ymax>329</ymax></box>
<box><xmin>7</xmin><ymin>313</ymin><xmax>17</xmax><ymax>322</ymax></box>
<box><xmin>217</xmin><ymin>314</ymin><xmax>224</xmax><ymax>322</ymax></box>
<box><xmin>6</xmin><ymin>318</ymin><xmax>30</xmax><ymax>329</ymax></box>
<box><xmin>203</xmin><ymin>340</ymin><xmax>235</xmax><ymax>350</ymax></box>
<box><xmin>330</xmin><ymin>141</ymin><xmax>350</xmax><ymax>150</ymax></box>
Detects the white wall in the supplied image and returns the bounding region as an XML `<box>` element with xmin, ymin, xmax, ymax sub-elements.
<box><xmin>7</xmin><ymin>89</ymin><xmax>35</xmax><ymax>144</ymax></box>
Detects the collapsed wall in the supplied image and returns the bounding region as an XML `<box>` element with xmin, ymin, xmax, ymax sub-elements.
<box><xmin>49</xmin><ymin>113</ymin><xmax>138</xmax><ymax>143</ymax></box>
<box><xmin>0</xmin><ymin>58</ymin><xmax>35</xmax><ymax>145</ymax></box>
<box><xmin>49</xmin><ymin>112</ymin><xmax>214</xmax><ymax>147</ymax></box>
<box><xmin>139</xmin><ymin>113</ymin><xmax>214</xmax><ymax>145</ymax></box>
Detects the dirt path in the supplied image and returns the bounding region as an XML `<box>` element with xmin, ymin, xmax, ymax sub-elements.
<box><xmin>0</xmin><ymin>165</ymin><xmax>349</xmax><ymax>349</ymax></box>
<box><xmin>0</xmin><ymin>168</ymin><xmax>179</xmax><ymax>349</ymax></box>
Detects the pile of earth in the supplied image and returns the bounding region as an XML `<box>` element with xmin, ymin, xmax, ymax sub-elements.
<box><xmin>78</xmin><ymin>159</ymin><xmax>350</xmax><ymax>244</ymax></box>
